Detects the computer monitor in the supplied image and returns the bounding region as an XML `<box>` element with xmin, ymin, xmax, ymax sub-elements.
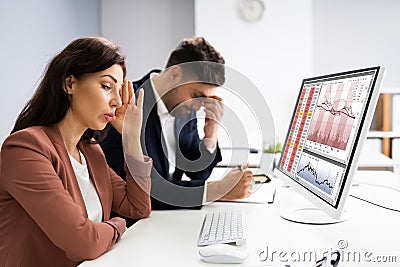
<box><xmin>276</xmin><ymin>66</ymin><xmax>385</xmax><ymax>224</ymax></box>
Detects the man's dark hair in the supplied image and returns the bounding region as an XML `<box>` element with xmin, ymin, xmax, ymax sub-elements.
<box><xmin>165</xmin><ymin>37</ymin><xmax>225</xmax><ymax>86</ymax></box>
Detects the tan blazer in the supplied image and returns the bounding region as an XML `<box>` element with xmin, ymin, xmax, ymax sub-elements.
<box><xmin>0</xmin><ymin>125</ymin><xmax>152</xmax><ymax>266</ymax></box>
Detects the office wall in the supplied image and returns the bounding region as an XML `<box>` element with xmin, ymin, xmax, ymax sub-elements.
<box><xmin>3</xmin><ymin>1</ymin><xmax>399</xmax><ymax>146</ymax></box>
<box><xmin>314</xmin><ymin>0</ymin><xmax>400</xmax><ymax>88</ymax></box>
<box><xmin>0</xmin><ymin>0</ymin><xmax>100</xmax><ymax>144</ymax></box>
<box><xmin>101</xmin><ymin>0</ymin><xmax>195</xmax><ymax>80</ymax></box>
<box><xmin>195</xmin><ymin>0</ymin><xmax>314</xmax><ymax>143</ymax></box>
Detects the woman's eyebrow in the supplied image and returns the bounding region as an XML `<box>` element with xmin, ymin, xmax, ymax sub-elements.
<box><xmin>100</xmin><ymin>74</ymin><xmax>117</xmax><ymax>83</ymax></box>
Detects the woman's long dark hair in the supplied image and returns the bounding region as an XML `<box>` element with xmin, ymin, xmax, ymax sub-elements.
<box><xmin>11</xmin><ymin>37</ymin><xmax>126</xmax><ymax>141</ymax></box>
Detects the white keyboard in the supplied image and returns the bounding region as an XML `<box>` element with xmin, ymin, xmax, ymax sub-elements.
<box><xmin>197</xmin><ymin>209</ymin><xmax>246</xmax><ymax>246</ymax></box>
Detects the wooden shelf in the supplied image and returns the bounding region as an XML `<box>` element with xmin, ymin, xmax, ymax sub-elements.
<box><xmin>368</xmin><ymin>131</ymin><xmax>400</xmax><ymax>138</ymax></box>
<box><xmin>371</xmin><ymin>88</ymin><xmax>400</xmax><ymax>157</ymax></box>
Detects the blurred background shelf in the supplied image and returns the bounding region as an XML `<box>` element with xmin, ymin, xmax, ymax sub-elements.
<box><xmin>368</xmin><ymin>131</ymin><xmax>400</xmax><ymax>138</ymax></box>
<box><xmin>367</xmin><ymin>88</ymin><xmax>400</xmax><ymax>174</ymax></box>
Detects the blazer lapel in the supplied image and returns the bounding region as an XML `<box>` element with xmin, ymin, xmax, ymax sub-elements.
<box><xmin>141</xmin><ymin>81</ymin><xmax>169</xmax><ymax>178</ymax></box>
<box><xmin>43</xmin><ymin>125</ymin><xmax>89</xmax><ymax>218</ymax></box>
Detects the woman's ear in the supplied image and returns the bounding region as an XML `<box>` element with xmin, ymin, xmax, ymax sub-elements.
<box><xmin>64</xmin><ymin>75</ymin><xmax>74</xmax><ymax>94</ymax></box>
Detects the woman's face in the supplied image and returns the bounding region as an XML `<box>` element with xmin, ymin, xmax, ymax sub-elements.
<box><xmin>68</xmin><ymin>64</ymin><xmax>124</xmax><ymax>131</ymax></box>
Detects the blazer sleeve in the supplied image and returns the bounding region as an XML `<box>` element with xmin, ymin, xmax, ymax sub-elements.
<box><xmin>175</xmin><ymin>113</ymin><xmax>222</xmax><ymax>181</ymax></box>
<box><xmin>2</xmin><ymin>132</ymin><xmax>123</xmax><ymax>261</ymax></box>
<box><xmin>108</xmin><ymin>154</ymin><xmax>152</xmax><ymax>218</ymax></box>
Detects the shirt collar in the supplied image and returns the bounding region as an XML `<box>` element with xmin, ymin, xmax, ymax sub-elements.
<box><xmin>150</xmin><ymin>73</ymin><xmax>169</xmax><ymax>117</ymax></box>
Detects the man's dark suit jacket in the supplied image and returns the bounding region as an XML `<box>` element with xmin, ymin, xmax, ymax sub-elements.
<box><xmin>101</xmin><ymin>70</ymin><xmax>222</xmax><ymax>223</ymax></box>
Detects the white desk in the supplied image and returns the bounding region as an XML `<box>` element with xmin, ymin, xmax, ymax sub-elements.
<box><xmin>81</xmin><ymin>171</ymin><xmax>400</xmax><ymax>267</ymax></box>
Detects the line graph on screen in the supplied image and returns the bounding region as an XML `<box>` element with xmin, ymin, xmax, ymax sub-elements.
<box><xmin>306</xmin><ymin>82</ymin><xmax>363</xmax><ymax>151</ymax></box>
<box><xmin>296</xmin><ymin>153</ymin><xmax>344</xmax><ymax>195</ymax></box>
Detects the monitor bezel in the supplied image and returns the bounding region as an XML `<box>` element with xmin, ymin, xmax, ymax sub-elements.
<box><xmin>276</xmin><ymin>66</ymin><xmax>386</xmax><ymax>220</ymax></box>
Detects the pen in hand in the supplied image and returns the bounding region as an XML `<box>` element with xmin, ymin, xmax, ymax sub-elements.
<box><xmin>237</xmin><ymin>165</ymin><xmax>256</xmax><ymax>194</ymax></box>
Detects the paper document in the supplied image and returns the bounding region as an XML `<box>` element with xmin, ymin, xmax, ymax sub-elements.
<box><xmin>217</xmin><ymin>183</ymin><xmax>276</xmax><ymax>204</ymax></box>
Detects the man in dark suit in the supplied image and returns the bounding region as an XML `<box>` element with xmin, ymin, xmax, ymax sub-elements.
<box><xmin>101</xmin><ymin>37</ymin><xmax>252</xmax><ymax>226</ymax></box>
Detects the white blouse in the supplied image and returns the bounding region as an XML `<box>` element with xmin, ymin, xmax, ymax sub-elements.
<box><xmin>69</xmin><ymin>150</ymin><xmax>103</xmax><ymax>222</ymax></box>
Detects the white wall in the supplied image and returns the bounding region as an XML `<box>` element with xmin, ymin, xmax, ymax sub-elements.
<box><xmin>195</xmin><ymin>0</ymin><xmax>314</xmax><ymax>142</ymax></box>
<box><xmin>2</xmin><ymin>1</ymin><xmax>400</xmax><ymax>146</ymax></box>
<box><xmin>101</xmin><ymin>0</ymin><xmax>195</xmax><ymax>80</ymax></box>
<box><xmin>0</xmin><ymin>0</ymin><xmax>100</xmax><ymax>144</ymax></box>
<box><xmin>314</xmin><ymin>0</ymin><xmax>400</xmax><ymax>88</ymax></box>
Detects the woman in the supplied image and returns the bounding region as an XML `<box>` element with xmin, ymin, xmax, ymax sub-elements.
<box><xmin>0</xmin><ymin>37</ymin><xmax>152</xmax><ymax>266</ymax></box>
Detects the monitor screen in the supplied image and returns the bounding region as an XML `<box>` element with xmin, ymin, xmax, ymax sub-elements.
<box><xmin>276</xmin><ymin>66</ymin><xmax>385</xmax><ymax>222</ymax></box>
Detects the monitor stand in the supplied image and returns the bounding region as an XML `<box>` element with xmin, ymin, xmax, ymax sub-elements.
<box><xmin>280</xmin><ymin>207</ymin><xmax>349</xmax><ymax>225</ymax></box>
